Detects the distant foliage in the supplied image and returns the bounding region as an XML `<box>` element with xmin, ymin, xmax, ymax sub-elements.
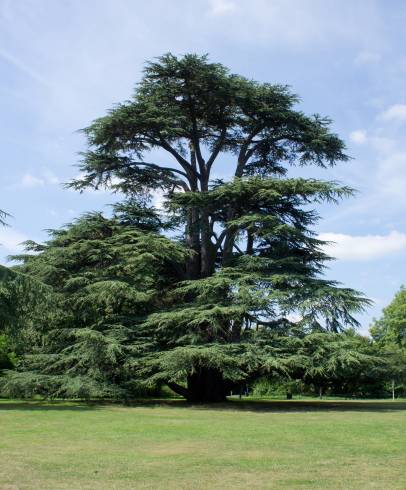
<box><xmin>371</xmin><ymin>286</ymin><xmax>406</xmax><ymax>348</ymax></box>
<box><xmin>370</xmin><ymin>287</ymin><xmax>406</xmax><ymax>396</ymax></box>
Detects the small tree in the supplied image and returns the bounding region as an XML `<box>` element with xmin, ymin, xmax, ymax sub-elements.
<box><xmin>370</xmin><ymin>286</ymin><xmax>406</xmax><ymax>348</ymax></box>
<box><xmin>370</xmin><ymin>291</ymin><xmax>406</xmax><ymax>398</ymax></box>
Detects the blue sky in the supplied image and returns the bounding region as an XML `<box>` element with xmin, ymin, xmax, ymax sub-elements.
<box><xmin>1</xmin><ymin>0</ymin><xmax>406</xmax><ymax>332</ymax></box>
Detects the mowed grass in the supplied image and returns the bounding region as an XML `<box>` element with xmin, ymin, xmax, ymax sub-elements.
<box><xmin>1</xmin><ymin>399</ymin><xmax>406</xmax><ymax>489</ymax></box>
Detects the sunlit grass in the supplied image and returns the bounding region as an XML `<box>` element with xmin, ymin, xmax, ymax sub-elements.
<box><xmin>1</xmin><ymin>399</ymin><xmax>406</xmax><ymax>489</ymax></box>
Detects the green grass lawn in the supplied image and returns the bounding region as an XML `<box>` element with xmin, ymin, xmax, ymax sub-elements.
<box><xmin>1</xmin><ymin>399</ymin><xmax>406</xmax><ymax>489</ymax></box>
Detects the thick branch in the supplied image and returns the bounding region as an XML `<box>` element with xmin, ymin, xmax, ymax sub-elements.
<box><xmin>214</xmin><ymin>229</ymin><xmax>228</xmax><ymax>251</ymax></box>
<box><xmin>235</xmin><ymin>126</ymin><xmax>265</xmax><ymax>177</ymax></box>
<box><xmin>187</xmin><ymin>92</ymin><xmax>206</xmax><ymax>179</ymax></box>
<box><xmin>157</xmin><ymin>137</ymin><xmax>201</xmax><ymax>181</ymax></box>
<box><xmin>167</xmin><ymin>382</ymin><xmax>190</xmax><ymax>399</ymax></box>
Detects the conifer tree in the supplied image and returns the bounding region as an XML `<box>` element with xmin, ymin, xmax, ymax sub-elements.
<box><xmin>3</xmin><ymin>54</ymin><xmax>370</xmax><ymax>402</ymax></box>
<box><xmin>1</xmin><ymin>210</ymin><xmax>187</xmax><ymax>398</ymax></box>
<box><xmin>67</xmin><ymin>54</ymin><xmax>369</xmax><ymax>401</ymax></box>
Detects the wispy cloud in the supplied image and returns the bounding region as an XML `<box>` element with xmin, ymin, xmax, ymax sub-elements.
<box><xmin>354</xmin><ymin>50</ymin><xmax>381</xmax><ymax>66</ymax></box>
<box><xmin>204</xmin><ymin>0</ymin><xmax>383</xmax><ymax>50</ymax></box>
<box><xmin>21</xmin><ymin>173</ymin><xmax>45</xmax><ymax>188</ymax></box>
<box><xmin>208</xmin><ymin>0</ymin><xmax>237</xmax><ymax>16</ymax></box>
<box><xmin>349</xmin><ymin>129</ymin><xmax>367</xmax><ymax>144</ymax></box>
<box><xmin>380</xmin><ymin>104</ymin><xmax>406</xmax><ymax>122</ymax></box>
<box><xmin>0</xmin><ymin>48</ymin><xmax>50</xmax><ymax>87</ymax></box>
<box><xmin>16</xmin><ymin>171</ymin><xmax>60</xmax><ymax>189</ymax></box>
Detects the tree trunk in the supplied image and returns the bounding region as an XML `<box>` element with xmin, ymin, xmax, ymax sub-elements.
<box><xmin>200</xmin><ymin>209</ymin><xmax>215</xmax><ymax>277</ymax></box>
<box><xmin>185</xmin><ymin>150</ymin><xmax>201</xmax><ymax>280</ymax></box>
<box><xmin>246</xmin><ymin>231</ymin><xmax>254</xmax><ymax>255</ymax></box>
<box><xmin>392</xmin><ymin>379</ymin><xmax>395</xmax><ymax>401</ymax></box>
<box><xmin>186</xmin><ymin>367</ymin><xmax>228</xmax><ymax>403</ymax></box>
<box><xmin>185</xmin><ymin>207</ymin><xmax>201</xmax><ymax>279</ymax></box>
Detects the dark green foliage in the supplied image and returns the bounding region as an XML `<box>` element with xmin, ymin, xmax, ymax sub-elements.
<box><xmin>0</xmin><ymin>335</ymin><xmax>16</xmax><ymax>371</ymax></box>
<box><xmin>292</xmin><ymin>331</ymin><xmax>383</xmax><ymax>396</ymax></box>
<box><xmin>3</xmin><ymin>54</ymin><xmax>372</xmax><ymax>402</ymax></box>
<box><xmin>250</xmin><ymin>331</ymin><xmax>394</xmax><ymax>399</ymax></box>
<box><xmin>1</xmin><ymin>212</ymin><xmax>187</xmax><ymax>399</ymax></box>
<box><xmin>0</xmin><ymin>265</ymin><xmax>44</xmax><ymax>340</ymax></box>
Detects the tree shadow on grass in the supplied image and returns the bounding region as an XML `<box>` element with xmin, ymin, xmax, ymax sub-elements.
<box><xmin>121</xmin><ymin>398</ymin><xmax>406</xmax><ymax>413</ymax></box>
<box><xmin>224</xmin><ymin>399</ymin><xmax>406</xmax><ymax>413</ymax></box>
<box><xmin>0</xmin><ymin>400</ymin><xmax>101</xmax><ymax>411</ymax></box>
<box><xmin>1</xmin><ymin>398</ymin><xmax>406</xmax><ymax>412</ymax></box>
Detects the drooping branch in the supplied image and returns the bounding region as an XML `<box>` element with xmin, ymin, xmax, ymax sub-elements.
<box><xmin>130</xmin><ymin>161</ymin><xmax>189</xmax><ymax>179</ymax></box>
<box><xmin>167</xmin><ymin>381</ymin><xmax>190</xmax><ymax>399</ymax></box>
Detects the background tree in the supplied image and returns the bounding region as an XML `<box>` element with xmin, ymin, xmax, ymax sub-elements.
<box><xmin>370</xmin><ymin>286</ymin><xmax>406</xmax><ymax>348</ymax></box>
<box><xmin>251</xmin><ymin>330</ymin><xmax>384</xmax><ymax>399</ymax></box>
<box><xmin>296</xmin><ymin>331</ymin><xmax>382</xmax><ymax>398</ymax></box>
<box><xmin>370</xmin><ymin>287</ymin><xmax>406</xmax><ymax>397</ymax></box>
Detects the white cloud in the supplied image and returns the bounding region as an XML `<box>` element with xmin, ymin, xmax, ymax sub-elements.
<box><xmin>354</xmin><ymin>50</ymin><xmax>381</xmax><ymax>66</ymax></box>
<box><xmin>0</xmin><ymin>227</ymin><xmax>27</xmax><ymax>255</ymax></box>
<box><xmin>349</xmin><ymin>129</ymin><xmax>367</xmax><ymax>144</ymax></box>
<box><xmin>21</xmin><ymin>173</ymin><xmax>45</xmax><ymax>188</ymax></box>
<box><xmin>19</xmin><ymin>171</ymin><xmax>60</xmax><ymax>188</ymax></box>
<box><xmin>319</xmin><ymin>231</ymin><xmax>406</xmax><ymax>261</ymax></box>
<box><xmin>208</xmin><ymin>0</ymin><xmax>236</xmax><ymax>16</ymax></box>
<box><xmin>380</xmin><ymin>104</ymin><xmax>406</xmax><ymax>122</ymax></box>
